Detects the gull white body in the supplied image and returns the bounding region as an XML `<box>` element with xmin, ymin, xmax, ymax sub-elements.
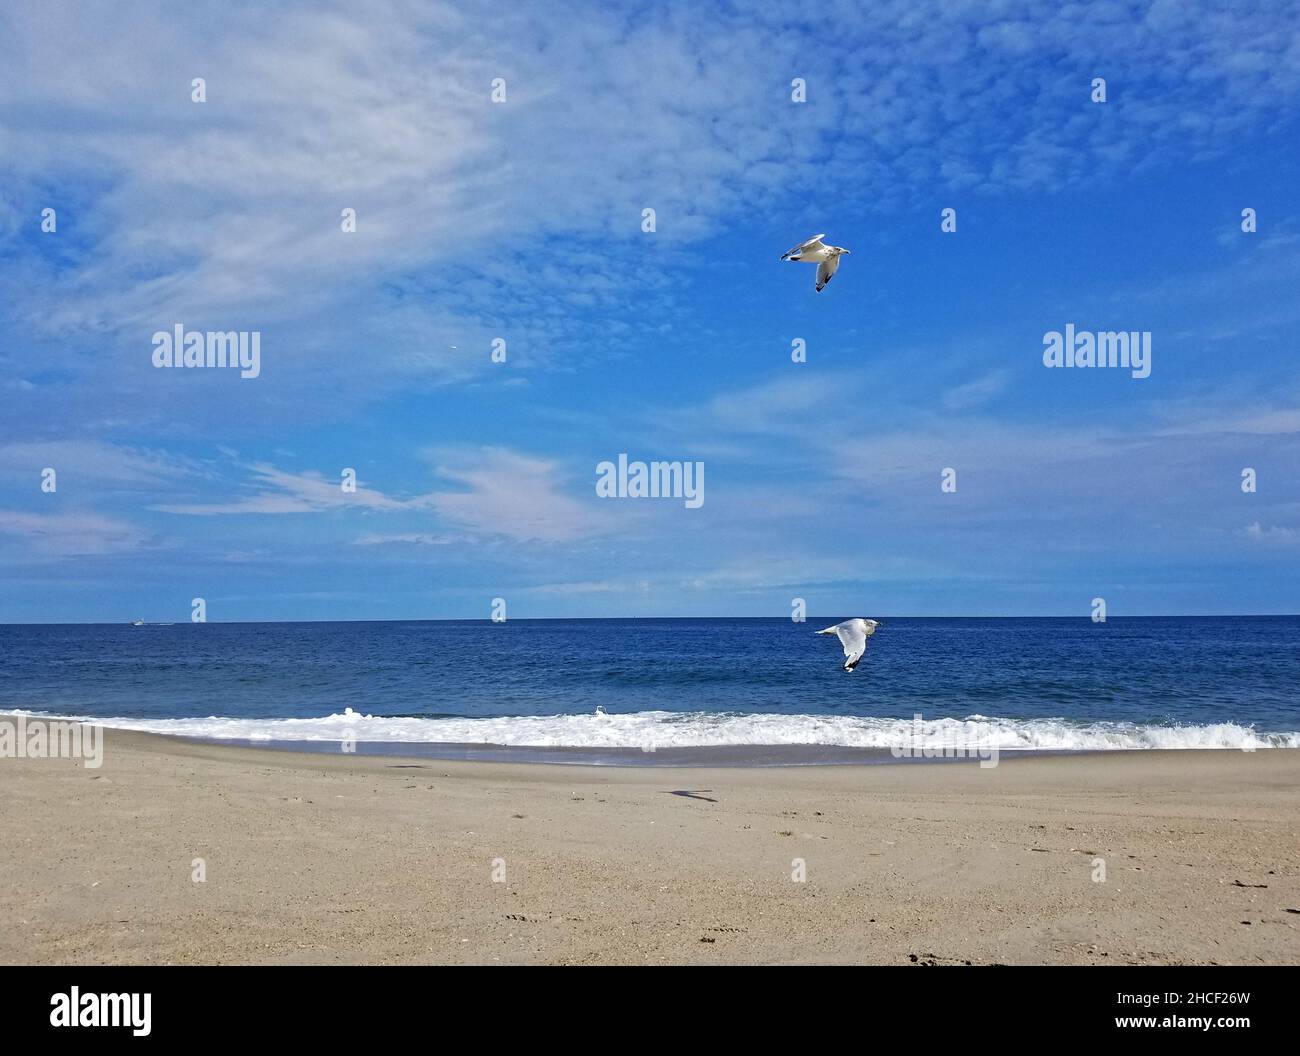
<box><xmin>781</xmin><ymin>233</ymin><xmax>851</xmax><ymax>291</ymax></box>
<box><xmin>815</xmin><ymin>617</ymin><xmax>880</xmax><ymax>671</ymax></box>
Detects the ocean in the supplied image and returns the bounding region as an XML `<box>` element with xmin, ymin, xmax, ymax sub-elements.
<box><xmin>2</xmin><ymin>616</ymin><xmax>1297</xmax><ymax>763</ymax></box>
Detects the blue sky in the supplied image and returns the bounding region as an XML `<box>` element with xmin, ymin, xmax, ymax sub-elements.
<box><xmin>1</xmin><ymin>0</ymin><xmax>1298</xmax><ymax>622</ymax></box>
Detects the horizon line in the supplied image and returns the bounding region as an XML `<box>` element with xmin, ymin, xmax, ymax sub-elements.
<box><xmin>2</xmin><ymin>613</ymin><xmax>1298</xmax><ymax>627</ymax></box>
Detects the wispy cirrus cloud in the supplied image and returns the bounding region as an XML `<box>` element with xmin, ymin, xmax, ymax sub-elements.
<box><xmin>0</xmin><ymin>509</ymin><xmax>150</xmax><ymax>556</ymax></box>
<box><xmin>152</xmin><ymin>463</ymin><xmax>408</xmax><ymax>516</ymax></box>
<box><xmin>353</xmin><ymin>532</ymin><xmax>467</xmax><ymax>548</ymax></box>
<box><xmin>941</xmin><ymin>371</ymin><xmax>1010</xmax><ymax>411</ymax></box>
<box><xmin>149</xmin><ymin>447</ymin><xmax>604</xmax><ymax>545</ymax></box>
<box><xmin>0</xmin><ymin>439</ymin><xmax>202</xmax><ymax>487</ymax></box>
<box><xmin>421</xmin><ymin>447</ymin><xmax>601</xmax><ymax>544</ymax></box>
<box><xmin>4</xmin><ymin>1</ymin><xmax>1298</xmax><ymax>407</ymax></box>
<box><xmin>1245</xmin><ymin>521</ymin><xmax>1299</xmax><ymax>543</ymax></box>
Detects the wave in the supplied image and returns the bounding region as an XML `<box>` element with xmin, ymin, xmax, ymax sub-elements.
<box><xmin>3</xmin><ymin>708</ymin><xmax>1298</xmax><ymax>751</ymax></box>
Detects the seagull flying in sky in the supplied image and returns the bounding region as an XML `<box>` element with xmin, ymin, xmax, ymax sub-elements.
<box><xmin>816</xmin><ymin>618</ymin><xmax>880</xmax><ymax>671</ymax></box>
<box><xmin>780</xmin><ymin>233</ymin><xmax>851</xmax><ymax>291</ymax></box>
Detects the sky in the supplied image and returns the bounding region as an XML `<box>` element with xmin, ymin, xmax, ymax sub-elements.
<box><xmin>0</xmin><ymin>0</ymin><xmax>1298</xmax><ymax>622</ymax></box>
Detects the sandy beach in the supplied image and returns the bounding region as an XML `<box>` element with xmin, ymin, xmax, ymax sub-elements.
<box><xmin>1</xmin><ymin>730</ymin><xmax>1298</xmax><ymax>965</ymax></box>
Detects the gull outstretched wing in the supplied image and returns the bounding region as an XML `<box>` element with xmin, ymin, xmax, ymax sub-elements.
<box><xmin>815</xmin><ymin>254</ymin><xmax>841</xmax><ymax>291</ymax></box>
<box><xmin>782</xmin><ymin>233</ymin><xmax>827</xmax><ymax>259</ymax></box>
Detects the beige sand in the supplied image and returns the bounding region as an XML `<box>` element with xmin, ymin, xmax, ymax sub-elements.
<box><xmin>1</xmin><ymin>730</ymin><xmax>1297</xmax><ymax>965</ymax></box>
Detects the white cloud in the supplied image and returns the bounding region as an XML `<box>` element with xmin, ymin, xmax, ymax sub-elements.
<box><xmin>0</xmin><ymin>509</ymin><xmax>149</xmax><ymax>556</ymax></box>
<box><xmin>0</xmin><ymin>440</ymin><xmax>200</xmax><ymax>485</ymax></box>
<box><xmin>153</xmin><ymin>463</ymin><xmax>407</xmax><ymax>515</ymax></box>
<box><xmin>4</xmin><ymin>0</ymin><xmax>1297</xmax><ymax>395</ymax></box>
<box><xmin>353</xmin><ymin>532</ymin><xmax>465</xmax><ymax>547</ymax></box>
<box><xmin>149</xmin><ymin>447</ymin><xmax>605</xmax><ymax>545</ymax></box>
<box><xmin>1244</xmin><ymin>521</ymin><xmax>1298</xmax><ymax>543</ymax></box>
<box><xmin>941</xmin><ymin>371</ymin><xmax>1009</xmax><ymax>411</ymax></box>
<box><xmin>423</xmin><ymin>447</ymin><xmax>600</xmax><ymax>544</ymax></box>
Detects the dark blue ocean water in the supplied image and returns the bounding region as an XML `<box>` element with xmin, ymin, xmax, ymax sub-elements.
<box><xmin>0</xmin><ymin>618</ymin><xmax>1296</xmax><ymax>751</ymax></box>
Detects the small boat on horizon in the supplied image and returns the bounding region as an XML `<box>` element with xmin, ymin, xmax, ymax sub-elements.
<box><xmin>130</xmin><ymin>619</ymin><xmax>146</xmax><ymax>627</ymax></box>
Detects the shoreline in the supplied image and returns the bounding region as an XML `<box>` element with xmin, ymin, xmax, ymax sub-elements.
<box><xmin>141</xmin><ymin>734</ymin><xmax>1056</xmax><ymax>767</ymax></box>
<box><xmin>6</xmin><ymin>708</ymin><xmax>1296</xmax><ymax>761</ymax></box>
<box><xmin>89</xmin><ymin>733</ymin><xmax>1300</xmax><ymax>767</ymax></box>
<box><xmin>2</xmin><ymin>729</ymin><xmax>1298</xmax><ymax>965</ymax></box>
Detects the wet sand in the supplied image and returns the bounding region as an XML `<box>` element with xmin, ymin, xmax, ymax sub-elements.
<box><xmin>1</xmin><ymin>729</ymin><xmax>1297</xmax><ymax>965</ymax></box>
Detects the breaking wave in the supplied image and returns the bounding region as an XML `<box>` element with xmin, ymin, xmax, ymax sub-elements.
<box><xmin>4</xmin><ymin>708</ymin><xmax>1298</xmax><ymax>751</ymax></box>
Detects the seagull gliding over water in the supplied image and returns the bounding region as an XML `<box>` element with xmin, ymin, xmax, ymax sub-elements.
<box><xmin>816</xmin><ymin>618</ymin><xmax>880</xmax><ymax>671</ymax></box>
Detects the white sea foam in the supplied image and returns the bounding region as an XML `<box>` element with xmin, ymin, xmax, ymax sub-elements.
<box><xmin>2</xmin><ymin>708</ymin><xmax>1297</xmax><ymax>751</ymax></box>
